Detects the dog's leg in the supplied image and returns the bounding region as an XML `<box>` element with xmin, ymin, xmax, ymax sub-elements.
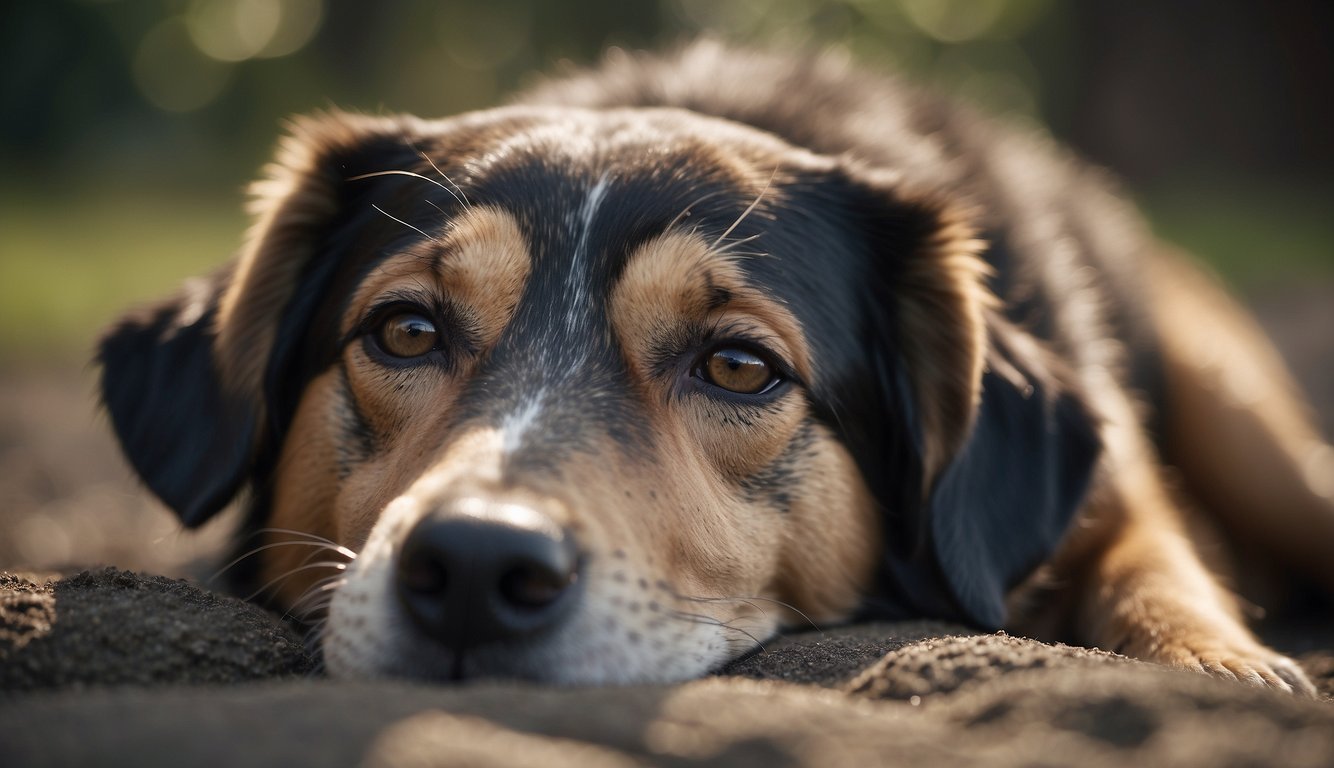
<box><xmin>1150</xmin><ymin>251</ymin><xmax>1334</xmax><ymax>595</ymax></box>
<box><xmin>1049</xmin><ymin>412</ymin><xmax>1318</xmax><ymax>695</ymax></box>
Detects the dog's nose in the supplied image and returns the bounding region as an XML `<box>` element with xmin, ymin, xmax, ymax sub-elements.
<box><xmin>395</xmin><ymin>504</ymin><xmax>581</xmax><ymax>649</ymax></box>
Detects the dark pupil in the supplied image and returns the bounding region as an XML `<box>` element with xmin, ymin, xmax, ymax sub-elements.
<box><xmin>707</xmin><ymin>348</ymin><xmax>771</xmax><ymax>393</ymax></box>
<box><xmin>380</xmin><ymin>313</ymin><xmax>437</xmax><ymax>357</ymax></box>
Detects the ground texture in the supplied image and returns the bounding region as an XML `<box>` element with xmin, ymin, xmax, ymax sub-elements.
<box><xmin>2</xmin><ymin>568</ymin><xmax>1334</xmax><ymax>767</ymax></box>
<box><xmin>0</xmin><ymin>287</ymin><xmax>1331</xmax><ymax>766</ymax></box>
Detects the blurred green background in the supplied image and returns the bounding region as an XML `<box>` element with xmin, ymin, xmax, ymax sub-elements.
<box><xmin>2</xmin><ymin>0</ymin><xmax>1332</xmax><ymax>363</ymax></box>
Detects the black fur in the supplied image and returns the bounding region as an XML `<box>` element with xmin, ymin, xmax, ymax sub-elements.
<box><xmin>97</xmin><ymin>273</ymin><xmax>254</xmax><ymax>527</ymax></box>
<box><xmin>881</xmin><ymin>324</ymin><xmax>1100</xmax><ymax>628</ymax></box>
<box><xmin>100</xmin><ymin>45</ymin><xmax>1109</xmax><ymax>630</ymax></box>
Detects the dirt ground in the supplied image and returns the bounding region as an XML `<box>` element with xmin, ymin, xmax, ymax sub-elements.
<box><xmin>0</xmin><ymin>367</ymin><xmax>238</xmax><ymax>578</ymax></box>
<box><xmin>0</xmin><ymin>283</ymin><xmax>1331</xmax><ymax>578</ymax></box>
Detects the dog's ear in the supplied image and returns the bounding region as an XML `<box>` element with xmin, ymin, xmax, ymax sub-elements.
<box><xmin>919</xmin><ymin>319</ymin><xmax>1102</xmax><ymax>628</ymax></box>
<box><xmin>834</xmin><ymin>168</ymin><xmax>1102</xmax><ymax>628</ymax></box>
<box><xmin>98</xmin><ymin>273</ymin><xmax>255</xmax><ymax>527</ymax></box>
<box><xmin>98</xmin><ymin>112</ymin><xmax>425</xmax><ymax>526</ymax></box>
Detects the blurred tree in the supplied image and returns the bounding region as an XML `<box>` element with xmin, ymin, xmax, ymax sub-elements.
<box><xmin>3</xmin><ymin>0</ymin><xmax>1330</xmax><ymax>196</ymax></box>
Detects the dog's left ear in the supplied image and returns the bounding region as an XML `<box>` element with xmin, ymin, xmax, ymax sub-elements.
<box><xmin>834</xmin><ymin>168</ymin><xmax>1103</xmax><ymax>629</ymax></box>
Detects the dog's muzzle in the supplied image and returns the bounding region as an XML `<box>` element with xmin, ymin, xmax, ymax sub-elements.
<box><xmin>394</xmin><ymin>498</ymin><xmax>582</xmax><ymax>650</ymax></box>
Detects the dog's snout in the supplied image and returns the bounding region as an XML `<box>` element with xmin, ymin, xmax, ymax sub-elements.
<box><xmin>395</xmin><ymin>503</ymin><xmax>581</xmax><ymax>650</ymax></box>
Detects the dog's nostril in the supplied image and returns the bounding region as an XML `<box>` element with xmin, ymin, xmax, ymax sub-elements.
<box><xmin>398</xmin><ymin>555</ymin><xmax>448</xmax><ymax>596</ymax></box>
<box><xmin>500</xmin><ymin>561</ymin><xmax>578</xmax><ymax>610</ymax></box>
<box><xmin>395</xmin><ymin>508</ymin><xmax>582</xmax><ymax>651</ymax></box>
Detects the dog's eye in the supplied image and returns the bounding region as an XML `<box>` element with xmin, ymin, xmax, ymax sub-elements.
<box><xmin>698</xmin><ymin>347</ymin><xmax>778</xmax><ymax>395</ymax></box>
<box><xmin>375</xmin><ymin>312</ymin><xmax>439</xmax><ymax>358</ymax></box>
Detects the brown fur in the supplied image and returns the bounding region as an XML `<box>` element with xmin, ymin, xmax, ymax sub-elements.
<box><xmin>1152</xmin><ymin>251</ymin><xmax>1334</xmax><ymax>595</ymax></box>
<box><xmin>99</xmin><ymin>44</ymin><xmax>1333</xmax><ymax>690</ymax></box>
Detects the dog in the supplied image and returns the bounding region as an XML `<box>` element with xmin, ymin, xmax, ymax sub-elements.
<box><xmin>98</xmin><ymin>42</ymin><xmax>1334</xmax><ymax>691</ymax></box>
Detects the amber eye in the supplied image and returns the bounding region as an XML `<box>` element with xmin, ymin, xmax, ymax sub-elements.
<box><xmin>699</xmin><ymin>347</ymin><xmax>778</xmax><ymax>395</ymax></box>
<box><xmin>375</xmin><ymin>312</ymin><xmax>439</xmax><ymax>358</ymax></box>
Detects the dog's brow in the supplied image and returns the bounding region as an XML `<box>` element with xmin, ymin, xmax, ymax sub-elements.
<box><xmin>609</xmin><ymin>229</ymin><xmax>811</xmax><ymax>385</ymax></box>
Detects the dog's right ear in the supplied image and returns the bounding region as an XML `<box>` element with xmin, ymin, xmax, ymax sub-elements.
<box><xmin>98</xmin><ymin>273</ymin><xmax>255</xmax><ymax>527</ymax></box>
<box><xmin>98</xmin><ymin>112</ymin><xmax>427</xmax><ymax>526</ymax></box>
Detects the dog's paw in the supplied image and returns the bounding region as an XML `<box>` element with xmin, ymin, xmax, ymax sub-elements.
<box><xmin>1123</xmin><ymin>636</ymin><xmax>1316</xmax><ymax>697</ymax></box>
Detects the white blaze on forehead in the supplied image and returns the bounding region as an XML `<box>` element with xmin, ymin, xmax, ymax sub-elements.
<box><xmin>563</xmin><ymin>174</ymin><xmax>612</xmax><ymax>333</ymax></box>
<box><xmin>501</xmin><ymin>391</ymin><xmax>547</xmax><ymax>456</ymax></box>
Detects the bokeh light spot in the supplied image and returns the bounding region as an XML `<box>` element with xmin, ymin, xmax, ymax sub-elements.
<box><xmin>439</xmin><ymin>2</ymin><xmax>533</xmax><ymax>71</ymax></box>
<box><xmin>186</xmin><ymin>0</ymin><xmax>280</xmax><ymax>62</ymax></box>
<box><xmin>257</xmin><ymin>0</ymin><xmax>325</xmax><ymax>59</ymax></box>
<box><xmin>898</xmin><ymin>0</ymin><xmax>1006</xmax><ymax>42</ymax></box>
<box><xmin>133</xmin><ymin>18</ymin><xmax>231</xmax><ymax>113</ymax></box>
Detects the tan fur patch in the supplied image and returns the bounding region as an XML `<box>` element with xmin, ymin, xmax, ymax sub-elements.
<box><xmin>339</xmin><ymin>206</ymin><xmax>531</xmax><ymax>346</ymax></box>
<box><xmin>260</xmin><ymin>205</ymin><xmax>533</xmax><ymax>607</ymax></box>
<box><xmin>887</xmin><ymin>195</ymin><xmax>992</xmax><ymax>484</ymax></box>
<box><xmin>1150</xmin><ymin>249</ymin><xmax>1334</xmax><ymax>594</ymax></box>
<box><xmin>773</xmin><ymin>423</ymin><xmax>883</xmax><ymax>621</ymax></box>
<box><xmin>613</xmin><ymin>230</ymin><xmax>810</xmax><ymax>380</ymax></box>
<box><xmin>261</xmin><ymin>368</ymin><xmax>347</xmax><ymax>608</ymax></box>
<box><xmin>607</xmin><ymin>227</ymin><xmax>878</xmax><ymax>620</ymax></box>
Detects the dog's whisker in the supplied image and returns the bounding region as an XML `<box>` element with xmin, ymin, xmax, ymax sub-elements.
<box><xmin>371</xmin><ymin>204</ymin><xmax>439</xmax><ymax>243</ymax></box>
<box><xmin>290</xmin><ymin>596</ymin><xmax>337</xmax><ymax>624</ymax></box>
<box><xmin>668</xmin><ymin>190</ymin><xmax>724</xmax><ymax>230</ymax></box>
<box><xmin>679</xmin><ymin>593</ymin><xmax>822</xmax><ymax>634</ymax></box>
<box><xmin>719</xmin><ymin>628</ymin><xmax>765</xmax><ymax>654</ymax></box>
<box><xmin>243</xmin><ymin>561</ymin><xmax>347</xmax><ymax>603</ymax></box>
<box><xmin>669</xmin><ymin>609</ymin><xmax>768</xmax><ymax>653</ymax></box>
<box><xmin>418</xmin><ymin>150</ymin><xmax>471</xmax><ymax>209</ymax></box>
<box><xmin>668</xmin><ymin>608</ymin><xmax>721</xmax><ymax>624</ymax></box>
<box><xmin>712</xmin><ymin>233</ymin><xmax>764</xmax><ymax>256</ymax></box>
<box><xmin>209</xmin><ymin>540</ymin><xmax>353</xmax><ymax>585</ymax></box>
<box><xmin>290</xmin><ymin>578</ymin><xmax>345</xmax><ymax>610</ymax></box>
<box><xmin>303</xmin><ymin>623</ymin><xmax>329</xmax><ymax>657</ymax></box>
<box><xmin>710</xmin><ymin>165</ymin><xmax>778</xmax><ymax>250</ymax></box>
<box><xmin>286</xmin><ymin>577</ymin><xmax>346</xmax><ymax>620</ymax></box>
<box><xmin>293</xmin><ymin>543</ymin><xmax>354</xmax><ymax>569</ymax></box>
<box><xmin>251</xmin><ymin>528</ymin><xmax>356</xmax><ymax>555</ymax></box>
<box><xmin>717</xmin><ymin>613</ymin><xmax>769</xmax><ymax>652</ymax></box>
<box><xmin>676</xmin><ymin>595</ymin><xmax>767</xmax><ymax>619</ymax></box>
<box><xmin>347</xmin><ymin>168</ymin><xmax>458</xmax><ymax>201</ymax></box>
<box><xmin>424</xmin><ymin>199</ymin><xmax>450</xmax><ymax>220</ymax></box>
<box><xmin>295</xmin><ymin>579</ymin><xmax>343</xmax><ymax>606</ymax></box>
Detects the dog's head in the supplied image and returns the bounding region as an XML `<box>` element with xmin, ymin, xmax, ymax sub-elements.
<box><xmin>100</xmin><ymin>106</ymin><xmax>1099</xmax><ymax>683</ymax></box>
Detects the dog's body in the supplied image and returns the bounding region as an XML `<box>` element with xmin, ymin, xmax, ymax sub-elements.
<box><xmin>100</xmin><ymin>43</ymin><xmax>1334</xmax><ymax>691</ymax></box>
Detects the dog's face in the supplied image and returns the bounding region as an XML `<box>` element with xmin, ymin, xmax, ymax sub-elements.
<box><xmin>100</xmin><ymin>107</ymin><xmax>1098</xmax><ymax>683</ymax></box>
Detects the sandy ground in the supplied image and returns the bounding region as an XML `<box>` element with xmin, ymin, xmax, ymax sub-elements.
<box><xmin>0</xmin><ymin>367</ymin><xmax>238</xmax><ymax>578</ymax></box>
<box><xmin>0</xmin><ymin>283</ymin><xmax>1330</xmax><ymax>578</ymax></box>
